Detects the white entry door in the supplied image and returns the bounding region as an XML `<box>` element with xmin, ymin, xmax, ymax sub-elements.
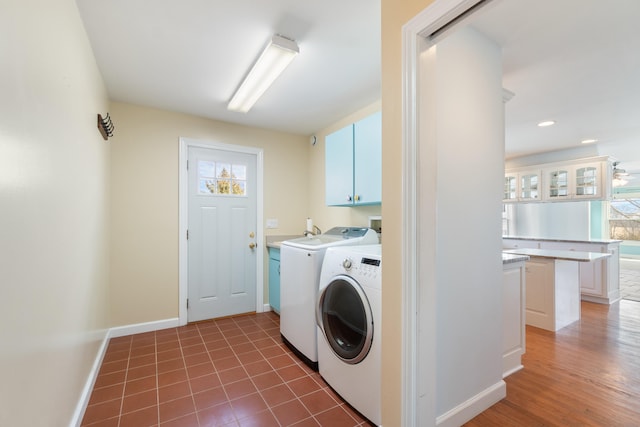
<box><xmin>187</xmin><ymin>145</ymin><xmax>257</xmax><ymax>322</ymax></box>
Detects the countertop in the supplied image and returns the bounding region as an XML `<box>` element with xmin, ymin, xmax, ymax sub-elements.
<box><xmin>266</xmin><ymin>235</ymin><xmax>303</xmax><ymax>249</ymax></box>
<box><xmin>502</xmin><ymin>253</ymin><xmax>529</xmax><ymax>265</ymax></box>
<box><xmin>503</xmin><ymin>235</ymin><xmax>622</xmax><ymax>245</ymax></box>
<box><xmin>503</xmin><ymin>248</ymin><xmax>612</xmax><ymax>262</ymax></box>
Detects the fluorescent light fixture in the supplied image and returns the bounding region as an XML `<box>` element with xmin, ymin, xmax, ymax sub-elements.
<box><xmin>227</xmin><ymin>34</ymin><xmax>299</xmax><ymax>113</ymax></box>
<box><xmin>537</xmin><ymin>120</ymin><xmax>555</xmax><ymax>127</ymax></box>
<box><xmin>581</xmin><ymin>138</ymin><xmax>598</xmax><ymax>144</ymax></box>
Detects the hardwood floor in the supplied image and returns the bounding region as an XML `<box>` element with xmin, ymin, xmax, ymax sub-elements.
<box><xmin>465</xmin><ymin>300</ymin><xmax>640</xmax><ymax>426</ymax></box>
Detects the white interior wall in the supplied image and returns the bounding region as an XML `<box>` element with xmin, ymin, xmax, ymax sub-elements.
<box><xmin>420</xmin><ymin>26</ymin><xmax>505</xmax><ymax>424</ymax></box>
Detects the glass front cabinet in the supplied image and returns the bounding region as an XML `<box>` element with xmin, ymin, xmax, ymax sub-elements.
<box><xmin>543</xmin><ymin>162</ymin><xmax>603</xmax><ymax>201</ymax></box>
<box><xmin>519</xmin><ymin>170</ymin><xmax>541</xmax><ymax>201</ymax></box>
<box><xmin>505</xmin><ymin>157</ymin><xmax>611</xmax><ymax>203</ymax></box>
<box><xmin>504</xmin><ymin>172</ymin><xmax>518</xmax><ymax>202</ymax></box>
<box><xmin>503</xmin><ymin>170</ymin><xmax>542</xmax><ymax>202</ymax></box>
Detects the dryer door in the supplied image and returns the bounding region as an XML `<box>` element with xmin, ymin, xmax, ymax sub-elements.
<box><xmin>317</xmin><ymin>275</ymin><xmax>373</xmax><ymax>364</ymax></box>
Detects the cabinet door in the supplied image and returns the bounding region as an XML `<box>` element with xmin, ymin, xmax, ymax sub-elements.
<box><xmin>325</xmin><ymin>124</ymin><xmax>354</xmax><ymax>206</ymax></box>
<box><xmin>524</xmin><ymin>258</ymin><xmax>555</xmax><ymax>331</ymax></box>
<box><xmin>573</xmin><ymin>162</ymin><xmax>601</xmax><ymax>199</ymax></box>
<box><xmin>353</xmin><ymin>111</ymin><xmax>382</xmax><ymax>204</ymax></box>
<box><xmin>504</xmin><ymin>173</ymin><xmax>518</xmax><ymax>202</ymax></box>
<box><xmin>503</xmin><ymin>264</ymin><xmax>526</xmax><ymax>376</ymax></box>
<box><xmin>519</xmin><ymin>170</ymin><xmax>541</xmax><ymax>201</ymax></box>
<box><xmin>268</xmin><ymin>249</ymin><xmax>281</xmax><ymax>313</ymax></box>
<box><xmin>545</xmin><ymin>168</ymin><xmax>570</xmax><ymax>200</ymax></box>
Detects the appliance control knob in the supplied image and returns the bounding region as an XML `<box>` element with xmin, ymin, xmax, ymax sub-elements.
<box><xmin>342</xmin><ymin>258</ymin><xmax>353</xmax><ymax>270</ymax></box>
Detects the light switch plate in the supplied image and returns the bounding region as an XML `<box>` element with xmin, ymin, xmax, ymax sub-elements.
<box><xmin>266</xmin><ymin>218</ymin><xmax>279</xmax><ymax>229</ymax></box>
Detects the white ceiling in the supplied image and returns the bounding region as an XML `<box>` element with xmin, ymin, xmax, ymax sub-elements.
<box><xmin>470</xmin><ymin>0</ymin><xmax>640</xmax><ymax>173</ymax></box>
<box><xmin>76</xmin><ymin>0</ymin><xmax>381</xmax><ymax>136</ymax></box>
<box><xmin>77</xmin><ymin>0</ymin><xmax>640</xmax><ymax>172</ymax></box>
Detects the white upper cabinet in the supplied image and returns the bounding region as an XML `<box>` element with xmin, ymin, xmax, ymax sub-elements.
<box><xmin>505</xmin><ymin>157</ymin><xmax>612</xmax><ymax>203</ymax></box>
<box><xmin>503</xmin><ymin>169</ymin><xmax>542</xmax><ymax>203</ymax></box>
<box><xmin>543</xmin><ymin>161</ymin><xmax>604</xmax><ymax>201</ymax></box>
<box><xmin>503</xmin><ymin>172</ymin><xmax>518</xmax><ymax>202</ymax></box>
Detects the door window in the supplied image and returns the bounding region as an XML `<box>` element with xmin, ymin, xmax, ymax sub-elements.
<box><xmin>198</xmin><ymin>160</ymin><xmax>247</xmax><ymax>196</ymax></box>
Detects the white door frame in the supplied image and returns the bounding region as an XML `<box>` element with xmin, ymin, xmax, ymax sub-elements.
<box><xmin>401</xmin><ymin>0</ymin><xmax>490</xmax><ymax>425</ymax></box>
<box><xmin>178</xmin><ymin>137</ymin><xmax>264</xmax><ymax>326</ymax></box>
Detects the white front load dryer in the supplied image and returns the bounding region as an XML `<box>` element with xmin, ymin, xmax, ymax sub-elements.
<box><xmin>316</xmin><ymin>244</ymin><xmax>382</xmax><ymax>426</ymax></box>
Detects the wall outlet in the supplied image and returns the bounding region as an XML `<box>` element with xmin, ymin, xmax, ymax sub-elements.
<box><xmin>266</xmin><ymin>218</ymin><xmax>279</xmax><ymax>229</ymax></box>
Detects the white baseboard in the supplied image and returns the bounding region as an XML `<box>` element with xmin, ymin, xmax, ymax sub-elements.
<box><xmin>70</xmin><ymin>331</ymin><xmax>109</xmax><ymax>427</ymax></box>
<box><xmin>436</xmin><ymin>380</ymin><xmax>506</xmax><ymax>427</ymax></box>
<box><xmin>503</xmin><ymin>364</ymin><xmax>523</xmax><ymax>379</ymax></box>
<box><xmin>263</xmin><ymin>303</ymin><xmax>272</xmax><ymax>312</ymax></box>
<box><xmin>109</xmin><ymin>317</ymin><xmax>180</xmax><ymax>338</ymax></box>
<box><xmin>71</xmin><ymin>317</ymin><xmax>180</xmax><ymax>426</ymax></box>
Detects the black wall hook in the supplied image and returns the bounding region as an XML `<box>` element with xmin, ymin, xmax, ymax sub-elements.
<box><xmin>97</xmin><ymin>113</ymin><xmax>114</xmax><ymax>140</ymax></box>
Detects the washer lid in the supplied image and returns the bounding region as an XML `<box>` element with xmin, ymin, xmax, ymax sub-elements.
<box><xmin>282</xmin><ymin>227</ymin><xmax>378</xmax><ymax>250</ymax></box>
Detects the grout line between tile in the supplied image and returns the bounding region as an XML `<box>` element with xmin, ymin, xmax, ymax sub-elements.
<box><xmin>116</xmin><ymin>337</ymin><xmax>132</xmax><ymax>427</ymax></box>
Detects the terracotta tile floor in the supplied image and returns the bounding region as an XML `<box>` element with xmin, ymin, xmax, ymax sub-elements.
<box><xmin>81</xmin><ymin>312</ymin><xmax>374</xmax><ymax>427</ymax></box>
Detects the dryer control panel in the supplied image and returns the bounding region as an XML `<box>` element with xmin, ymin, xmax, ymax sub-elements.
<box><xmin>341</xmin><ymin>256</ymin><xmax>381</xmax><ymax>280</ymax></box>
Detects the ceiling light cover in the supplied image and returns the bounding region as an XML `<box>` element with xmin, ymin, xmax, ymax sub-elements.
<box><xmin>228</xmin><ymin>34</ymin><xmax>299</xmax><ymax>113</ymax></box>
<box><xmin>581</xmin><ymin>139</ymin><xmax>598</xmax><ymax>144</ymax></box>
<box><xmin>537</xmin><ymin>120</ymin><xmax>555</xmax><ymax>127</ymax></box>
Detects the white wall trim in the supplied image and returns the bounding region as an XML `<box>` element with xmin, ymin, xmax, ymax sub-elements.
<box><xmin>401</xmin><ymin>12</ymin><xmax>421</xmax><ymax>427</ymax></box>
<box><xmin>402</xmin><ymin>0</ymin><xmax>493</xmax><ymax>425</ymax></box>
<box><xmin>71</xmin><ymin>317</ymin><xmax>179</xmax><ymax>426</ymax></box>
<box><xmin>178</xmin><ymin>137</ymin><xmax>265</xmax><ymax>326</ymax></box>
<box><xmin>435</xmin><ymin>381</ymin><xmax>506</xmax><ymax>427</ymax></box>
<box><xmin>69</xmin><ymin>331</ymin><xmax>110</xmax><ymax>427</ymax></box>
<box><xmin>109</xmin><ymin>318</ymin><xmax>181</xmax><ymax>338</ymax></box>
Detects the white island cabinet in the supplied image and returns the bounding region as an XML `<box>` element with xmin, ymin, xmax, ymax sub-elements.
<box><xmin>502</xmin><ymin>254</ymin><xmax>528</xmax><ymax>377</ymax></box>
<box><xmin>503</xmin><ymin>237</ymin><xmax>621</xmax><ymax>304</ymax></box>
<box><xmin>504</xmin><ymin>248</ymin><xmax>611</xmax><ymax>332</ymax></box>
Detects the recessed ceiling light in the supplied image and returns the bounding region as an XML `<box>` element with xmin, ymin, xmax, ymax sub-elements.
<box><xmin>581</xmin><ymin>139</ymin><xmax>598</xmax><ymax>144</ymax></box>
<box><xmin>537</xmin><ymin>120</ymin><xmax>555</xmax><ymax>127</ymax></box>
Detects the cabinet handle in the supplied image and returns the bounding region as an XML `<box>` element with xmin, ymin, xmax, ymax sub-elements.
<box><xmin>347</xmin><ymin>195</ymin><xmax>353</xmax><ymax>202</ymax></box>
<box><xmin>354</xmin><ymin>195</ymin><xmax>360</xmax><ymax>202</ymax></box>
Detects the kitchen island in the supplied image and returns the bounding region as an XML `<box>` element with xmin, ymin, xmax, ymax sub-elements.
<box><xmin>503</xmin><ymin>248</ymin><xmax>611</xmax><ymax>332</ymax></box>
<box><xmin>503</xmin><ymin>236</ymin><xmax>621</xmax><ymax>304</ymax></box>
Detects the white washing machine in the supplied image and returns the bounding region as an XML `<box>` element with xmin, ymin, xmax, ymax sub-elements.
<box><xmin>316</xmin><ymin>244</ymin><xmax>382</xmax><ymax>426</ymax></box>
<box><xmin>280</xmin><ymin>227</ymin><xmax>379</xmax><ymax>370</ymax></box>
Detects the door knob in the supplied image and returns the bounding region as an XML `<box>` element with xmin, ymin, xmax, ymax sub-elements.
<box><xmin>249</xmin><ymin>242</ymin><xmax>256</xmax><ymax>249</ymax></box>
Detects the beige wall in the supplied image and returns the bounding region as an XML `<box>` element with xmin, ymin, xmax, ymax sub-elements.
<box><xmin>0</xmin><ymin>0</ymin><xmax>111</xmax><ymax>425</ymax></box>
<box><xmin>109</xmin><ymin>102</ymin><xmax>310</xmax><ymax>325</ymax></box>
<box><xmin>380</xmin><ymin>0</ymin><xmax>434</xmax><ymax>425</ymax></box>
<box><xmin>309</xmin><ymin>101</ymin><xmax>383</xmax><ymax>232</ymax></box>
